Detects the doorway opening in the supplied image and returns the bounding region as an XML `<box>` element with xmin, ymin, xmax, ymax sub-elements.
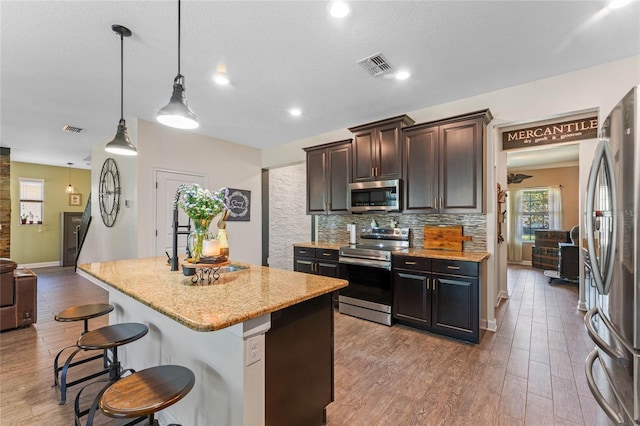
<box><xmin>505</xmin><ymin>143</ymin><xmax>580</xmax><ymax>269</ymax></box>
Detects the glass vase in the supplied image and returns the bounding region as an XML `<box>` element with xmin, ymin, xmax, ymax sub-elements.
<box><xmin>188</xmin><ymin>218</ymin><xmax>213</xmax><ymax>263</ymax></box>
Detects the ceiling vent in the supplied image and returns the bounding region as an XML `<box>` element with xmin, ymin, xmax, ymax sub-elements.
<box><xmin>357</xmin><ymin>53</ymin><xmax>393</xmax><ymax>77</ymax></box>
<box><xmin>62</xmin><ymin>125</ymin><xmax>83</xmax><ymax>133</ymax></box>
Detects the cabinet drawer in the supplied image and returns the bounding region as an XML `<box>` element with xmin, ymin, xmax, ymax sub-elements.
<box><xmin>432</xmin><ymin>259</ymin><xmax>478</xmax><ymax>277</ymax></box>
<box><xmin>316</xmin><ymin>249</ymin><xmax>339</xmax><ymax>261</ymax></box>
<box><xmin>294</xmin><ymin>247</ymin><xmax>316</xmax><ymax>258</ymax></box>
<box><xmin>392</xmin><ymin>256</ymin><xmax>431</xmax><ymax>271</ymax></box>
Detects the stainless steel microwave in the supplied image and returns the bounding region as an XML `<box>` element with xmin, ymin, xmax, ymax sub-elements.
<box><xmin>348</xmin><ymin>179</ymin><xmax>401</xmax><ymax>213</ymax></box>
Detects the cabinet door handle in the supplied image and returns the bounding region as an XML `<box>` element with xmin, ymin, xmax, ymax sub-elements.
<box><xmin>322</xmin><ymin>252</ymin><xmax>332</xmax><ymax>256</ymax></box>
<box><xmin>375</xmin><ymin>167</ymin><xmax>379</xmax><ymax>176</ymax></box>
<box><xmin>313</xmin><ymin>262</ymin><xmax>318</xmax><ymax>273</ymax></box>
<box><xmin>447</xmin><ymin>265</ymin><xmax>461</xmax><ymax>270</ymax></box>
<box><xmin>433</xmin><ymin>279</ymin><xmax>437</xmax><ymax>291</ymax></box>
<box><xmin>426</xmin><ymin>278</ymin><xmax>430</xmax><ymax>290</ymax></box>
<box><xmin>434</xmin><ymin>198</ymin><xmax>438</xmax><ymax>209</ymax></box>
<box><xmin>299</xmin><ymin>250</ymin><xmax>307</xmax><ymax>254</ymax></box>
<box><xmin>440</xmin><ymin>198</ymin><xmax>443</xmax><ymax>209</ymax></box>
<box><xmin>404</xmin><ymin>261</ymin><xmax>417</xmax><ymax>265</ymax></box>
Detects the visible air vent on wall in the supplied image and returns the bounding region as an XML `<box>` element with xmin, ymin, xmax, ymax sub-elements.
<box><xmin>62</xmin><ymin>125</ymin><xmax>83</xmax><ymax>133</ymax></box>
<box><xmin>357</xmin><ymin>53</ymin><xmax>393</xmax><ymax>77</ymax></box>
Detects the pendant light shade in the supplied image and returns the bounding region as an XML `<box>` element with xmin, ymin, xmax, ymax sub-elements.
<box><xmin>157</xmin><ymin>75</ymin><xmax>198</xmax><ymax>129</ymax></box>
<box><xmin>66</xmin><ymin>162</ymin><xmax>75</xmax><ymax>193</ymax></box>
<box><xmin>157</xmin><ymin>0</ymin><xmax>199</xmax><ymax>130</ymax></box>
<box><xmin>105</xmin><ymin>24</ymin><xmax>138</xmax><ymax>156</ymax></box>
<box><xmin>106</xmin><ymin>118</ymin><xmax>137</xmax><ymax>156</ymax></box>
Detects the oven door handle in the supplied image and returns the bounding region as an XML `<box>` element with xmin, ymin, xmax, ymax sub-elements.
<box><xmin>339</xmin><ymin>257</ymin><xmax>391</xmax><ymax>271</ymax></box>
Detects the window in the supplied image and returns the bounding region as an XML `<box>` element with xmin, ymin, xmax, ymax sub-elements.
<box><xmin>520</xmin><ymin>189</ymin><xmax>549</xmax><ymax>241</ymax></box>
<box><xmin>19</xmin><ymin>178</ymin><xmax>44</xmax><ymax>224</ymax></box>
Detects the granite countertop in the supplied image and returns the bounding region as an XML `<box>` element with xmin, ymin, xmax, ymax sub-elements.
<box><xmin>78</xmin><ymin>257</ymin><xmax>347</xmax><ymax>332</ymax></box>
<box><xmin>293</xmin><ymin>242</ymin><xmax>489</xmax><ymax>262</ymax></box>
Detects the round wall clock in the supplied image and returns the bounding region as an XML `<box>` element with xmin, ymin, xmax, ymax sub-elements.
<box><xmin>99</xmin><ymin>157</ymin><xmax>121</xmax><ymax>227</ymax></box>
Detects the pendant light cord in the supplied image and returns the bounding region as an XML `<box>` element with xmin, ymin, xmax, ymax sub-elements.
<box><xmin>177</xmin><ymin>0</ymin><xmax>181</xmax><ymax>77</ymax></box>
<box><xmin>120</xmin><ymin>31</ymin><xmax>124</xmax><ymax>121</ymax></box>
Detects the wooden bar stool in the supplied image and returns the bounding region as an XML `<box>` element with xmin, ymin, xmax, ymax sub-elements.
<box><xmin>99</xmin><ymin>365</ymin><xmax>195</xmax><ymax>426</ymax></box>
<box><xmin>53</xmin><ymin>303</ymin><xmax>114</xmax><ymax>404</ymax></box>
<box><xmin>73</xmin><ymin>322</ymin><xmax>149</xmax><ymax>425</ymax></box>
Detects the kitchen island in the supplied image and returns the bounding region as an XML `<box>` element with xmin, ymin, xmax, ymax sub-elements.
<box><xmin>78</xmin><ymin>256</ymin><xmax>347</xmax><ymax>426</ymax></box>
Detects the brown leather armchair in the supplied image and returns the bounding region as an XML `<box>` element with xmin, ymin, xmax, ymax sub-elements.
<box><xmin>1</xmin><ymin>258</ymin><xmax>37</xmax><ymax>331</ymax></box>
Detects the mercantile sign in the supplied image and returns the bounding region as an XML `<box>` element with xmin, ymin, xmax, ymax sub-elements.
<box><xmin>502</xmin><ymin>116</ymin><xmax>598</xmax><ymax>150</ymax></box>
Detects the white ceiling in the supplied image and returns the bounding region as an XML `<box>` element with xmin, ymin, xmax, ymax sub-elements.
<box><xmin>2</xmin><ymin>1</ymin><xmax>639</xmax><ymax>170</ymax></box>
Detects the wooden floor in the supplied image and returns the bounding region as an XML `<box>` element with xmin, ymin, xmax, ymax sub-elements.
<box><xmin>0</xmin><ymin>265</ymin><xmax>609</xmax><ymax>425</ymax></box>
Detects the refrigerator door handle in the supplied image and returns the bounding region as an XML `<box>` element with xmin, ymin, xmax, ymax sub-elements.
<box><xmin>584</xmin><ymin>307</ymin><xmax>628</xmax><ymax>363</ymax></box>
<box><xmin>584</xmin><ymin>139</ymin><xmax>618</xmax><ymax>295</ymax></box>
<box><xmin>585</xmin><ymin>349</ymin><xmax>627</xmax><ymax>425</ymax></box>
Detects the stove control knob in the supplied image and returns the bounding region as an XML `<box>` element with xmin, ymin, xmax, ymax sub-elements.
<box><xmin>393</xmin><ymin>229</ymin><xmax>400</xmax><ymax>236</ymax></box>
<box><xmin>400</xmin><ymin>229</ymin><xmax>408</xmax><ymax>236</ymax></box>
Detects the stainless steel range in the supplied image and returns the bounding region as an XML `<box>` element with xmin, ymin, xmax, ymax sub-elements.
<box><xmin>338</xmin><ymin>227</ymin><xmax>411</xmax><ymax>326</ymax></box>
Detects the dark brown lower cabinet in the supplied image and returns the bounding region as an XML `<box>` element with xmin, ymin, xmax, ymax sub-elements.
<box><xmin>393</xmin><ymin>256</ymin><xmax>483</xmax><ymax>343</ymax></box>
<box><xmin>293</xmin><ymin>247</ymin><xmax>342</xmax><ymax>278</ymax></box>
<box><xmin>265</xmin><ymin>293</ymin><xmax>333</xmax><ymax>426</ymax></box>
<box><xmin>293</xmin><ymin>247</ymin><xmax>346</xmax><ymax>308</ymax></box>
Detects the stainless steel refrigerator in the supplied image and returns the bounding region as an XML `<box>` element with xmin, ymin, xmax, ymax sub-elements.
<box><xmin>584</xmin><ymin>85</ymin><xmax>639</xmax><ymax>425</ymax></box>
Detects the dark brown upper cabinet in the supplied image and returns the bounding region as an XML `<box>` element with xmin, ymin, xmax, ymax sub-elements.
<box><xmin>304</xmin><ymin>139</ymin><xmax>352</xmax><ymax>214</ymax></box>
<box><xmin>349</xmin><ymin>115</ymin><xmax>415</xmax><ymax>182</ymax></box>
<box><xmin>403</xmin><ymin>109</ymin><xmax>492</xmax><ymax>214</ymax></box>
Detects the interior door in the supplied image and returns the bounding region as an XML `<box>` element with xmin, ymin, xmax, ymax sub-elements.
<box><xmin>155</xmin><ymin>170</ymin><xmax>206</xmax><ymax>257</ymax></box>
<box><xmin>62</xmin><ymin>212</ymin><xmax>83</xmax><ymax>266</ymax></box>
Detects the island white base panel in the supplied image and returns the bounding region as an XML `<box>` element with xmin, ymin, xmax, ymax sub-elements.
<box><xmin>79</xmin><ymin>271</ymin><xmax>271</xmax><ymax>426</ymax></box>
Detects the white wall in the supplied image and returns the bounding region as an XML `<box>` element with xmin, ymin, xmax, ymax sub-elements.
<box><xmin>80</xmin><ymin>119</ymin><xmax>263</xmax><ymax>266</ymax></box>
<box><xmin>136</xmin><ymin>119</ymin><xmax>263</xmax><ymax>265</ymax></box>
<box><xmin>78</xmin><ymin>120</ymin><xmax>139</xmax><ymax>264</ymax></box>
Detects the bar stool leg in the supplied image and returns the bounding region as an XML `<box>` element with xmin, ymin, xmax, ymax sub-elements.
<box><xmin>53</xmin><ymin>346</ymin><xmax>109</xmax><ymax>405</ymax></box>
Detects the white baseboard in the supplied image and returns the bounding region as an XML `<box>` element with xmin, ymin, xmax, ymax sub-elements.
<box><xmin>496</xmin><ymin>290</ymin><xmax>509</xmax><ymax>306</ymax></box>
<box><xmin>480</xmin><ymin>318</ymin><xmax>497</xmax><ymax>332</ymax></box>
<box><xmin>19</xmin><ymin>261</ymin><xmax>61</xmax><ymax>269</ymax></box>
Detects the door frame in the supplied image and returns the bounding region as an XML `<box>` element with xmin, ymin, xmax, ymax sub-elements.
<box><xmin>153</xmin><ymin>168</ymin><xmax>207</xmax><ymax>257</ymax></box>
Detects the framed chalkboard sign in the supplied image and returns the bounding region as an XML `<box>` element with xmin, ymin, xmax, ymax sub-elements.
<box><xmin>227</xmin><ymin>188</ymin><xmax>250</xmax><ymax>221</ymax></box>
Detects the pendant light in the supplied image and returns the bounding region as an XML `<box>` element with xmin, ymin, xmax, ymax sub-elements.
<box><xmin>156</xmin><ymin>0</ymin><xmax>199</xmax><ymax>130</ymax></box>
<box><xmin>105</xmin><ymin>24</ymin><xmax>138</xmax><ymax>156</ymax></box>
<box><xmin>65</xmin><ymin>163</ymin><xmax>75</xmax><ymax>194</ymax></box>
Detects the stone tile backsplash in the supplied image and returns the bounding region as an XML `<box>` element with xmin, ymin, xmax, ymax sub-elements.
<box><xmin>317</xmin><ymin>213</ymin><xmax>486</xmax><ymax>251</ymax></box>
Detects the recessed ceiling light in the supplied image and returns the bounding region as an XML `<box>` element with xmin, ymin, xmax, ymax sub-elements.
<box><xmin>608</xmin><ymin>0</ymin><xmax>633</xmax><ymax>8</ymax></box>
<box><xmin>330</xmin><ymin>2</ymin><xmax>350</xmax><ymax>18</ymax></box>
<box><xmin>395</xmin><ymin>71</ymin><xmax>410</xmax><ymax>80</ymax></box>
<box><xmin>289</xmin><ymin>108</ymin><xmax>302</xmax><ymax>117</ymax></box>
<box><xmin>213</xmin><ymin>74</ymin><xmax>229</xmax><ymax>85</ymax></box>
<box><xmin>213</xmin><ymin>64</ymin><xmax>230</xmax><ymax>85</ymax></box>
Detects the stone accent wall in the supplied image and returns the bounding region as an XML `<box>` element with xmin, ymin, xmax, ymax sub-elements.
<box><xmin>0</xmin><ymin>148</ymin><xmax>10</xmax><ymax>258</ymax></box>
<box><xmin>317</xmin><ymin>212</ymin><xmax>487</xmax><ymax>251</ymax></box>
<box><xmin>268</xmin><ymin>163</ymin><xmax>311</xmax><ymax>270</ymax></box>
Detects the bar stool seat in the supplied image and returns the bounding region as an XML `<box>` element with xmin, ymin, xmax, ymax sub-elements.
<box><xmin>73</xmin><ymin>322</ymin><xmax>149</xmax><ymax>426</ymax></box>
<box><xmin>53</xmin><ymin>303</ymin><xmax>114</xmax><ymax>405</ymax></box>
<box><xmin>100</xmin><ymin>365</ymin><xmax>195</xmax><ymax>425</ymax></box>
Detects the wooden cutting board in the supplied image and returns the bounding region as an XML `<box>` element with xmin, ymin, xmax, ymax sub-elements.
<box><xmin>423</xmin><ymin>225</ymin><xmax>472</xmax><ymax>251</ymax></box>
